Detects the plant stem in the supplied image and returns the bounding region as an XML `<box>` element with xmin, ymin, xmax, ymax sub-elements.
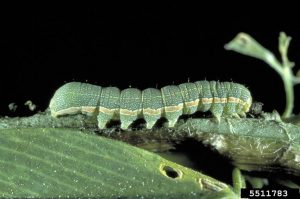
<box><xmin>264</xmin><ymin>53</ymin><xmax>294</xmax><ymax>118</ymax></box>
<box><xmin>282</xmin><ymin>67</ymin><xmax>294</xmax><ymax>118</ymax></box>
<box><xmin>225</xmin><ymin>33</ymin><xmax>299</xmax><ymax>118</ymax></box>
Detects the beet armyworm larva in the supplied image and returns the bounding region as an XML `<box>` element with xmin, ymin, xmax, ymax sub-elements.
<box><xmin>49</xmin><ymin>81</ymin><xmax>252</xmax><ymax>129</ymax></box>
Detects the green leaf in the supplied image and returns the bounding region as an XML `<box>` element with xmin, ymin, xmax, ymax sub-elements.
<box><xmin>0</xmin><ymin>128</ymin><xmax>234</xmax><ymax>198</ymax></box>
<box><xmin>224</xmin><ymin>32</ymin><xmax>274</xmax><ymax>62</ymax></box>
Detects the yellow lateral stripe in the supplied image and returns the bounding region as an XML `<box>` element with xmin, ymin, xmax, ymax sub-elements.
<box><xmin>52</xmin><ymin>106</ymin><xmax>97</xmax><ymax>117</ymax></box>
<box><xmin>143</xmin><ymin>108</ymin><xmax>162</xmax><ymax>115</ymax></box>
<box><xmin>201</xmin><ymin>98</ymin><xmax>213</xmax><ymax>104</ymax></box>
<box><xmin>99</xmin><ymin>106</ymin><xmax>117</xmax><ymax>115</ymax></box>
<box><xmin>51</xmin><ymin>107</ymin><xmax>80</xmax><ymax>117</ymax></box>
<box><xmin>164</xmin><ymin>103</ymin><xmax>184</xmax><ymax>112</ymax></box>
<box><xmin>120</xmin><ymin>108</ymin><xmax>142</xmax><ymax>116</ymax></box>
<box><xmin>227</xmin><ymin>97</ymin><xmax>236</xmax><ymax>103</ymax></box>
<box><xmin>52</xmin><ymin>96</ymin><xmax>251</xmax><ymax>117</ymax></box>
<box><xmin>185</xmin><ymin>99</ymin><xmax>199</xmax><ymax>107</ymax></box>
<box><xmin>82</xmin><ymin>106</ymin><xmax>98</xmax><ymax>113</ymax></box>
<box><xmin>213</xmin><ymin>97</ymin><xmax>227</xmax><ymax>103</ymax></box>
<box><xmin>200</xmin><ymin>97</ymin><xmax>248</xmax><ymax>105</ymax></box>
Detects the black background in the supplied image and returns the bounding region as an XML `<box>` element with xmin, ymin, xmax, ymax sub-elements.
<box><xmin>0</xmin><ymin>4</ymin><xmax>299</xmax><ymax>187</ymax></box>
<box><xmin>0</xmin><ymin>6</ymin><xmax>299</xmax><ymax>116</ymax></box>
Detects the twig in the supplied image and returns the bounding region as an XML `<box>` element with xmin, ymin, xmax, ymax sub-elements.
<box><xmin>225</xmin><ymin>32</ymin><xmax>300</xmax><ymax>118</ymax></box>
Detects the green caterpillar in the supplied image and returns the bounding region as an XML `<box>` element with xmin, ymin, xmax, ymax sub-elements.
<box><xmin>49</xmin><ymin>81</ymin><xmax>252</xmax><ymax>129</ymax></box>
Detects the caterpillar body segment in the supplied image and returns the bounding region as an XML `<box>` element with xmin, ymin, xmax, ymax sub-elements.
<box><xmin>49</xmin><ymin>81</ymin><xmax>252</xmax><ymax>129</ymax></box>
<box><xmin>119</xmin><ymin>88</ymin><xmax>143</xmax><ymax>129</ymax></box>
<box><xmin>195</xmin><ymin>81</ymin><xmax>212</xmax><ymax>112</ymax></box>
<box><xmin>97</xmin><ymin>87</ymin><xmax>120</xmax><ymax>129</ymax></box>
<box><xmin>142</xmin><ymin>88</ymin><xmax>164</xmax><ymax>129</ymax></box>
<box><xmin>178</xmin><ymin>83</ymin><xmax>199</xmax><ymax>115</ymax></box>
<box><xmin>161</xmin><ymin>85</ymin><xmax>184</xmax><ymax>128</ymax></box>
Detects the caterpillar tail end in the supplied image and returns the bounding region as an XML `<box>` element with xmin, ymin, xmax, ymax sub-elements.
<box><xmin>49</xmin><ymin>99</ymin><xmax>56</xmax><ymax>117</ymax></box>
